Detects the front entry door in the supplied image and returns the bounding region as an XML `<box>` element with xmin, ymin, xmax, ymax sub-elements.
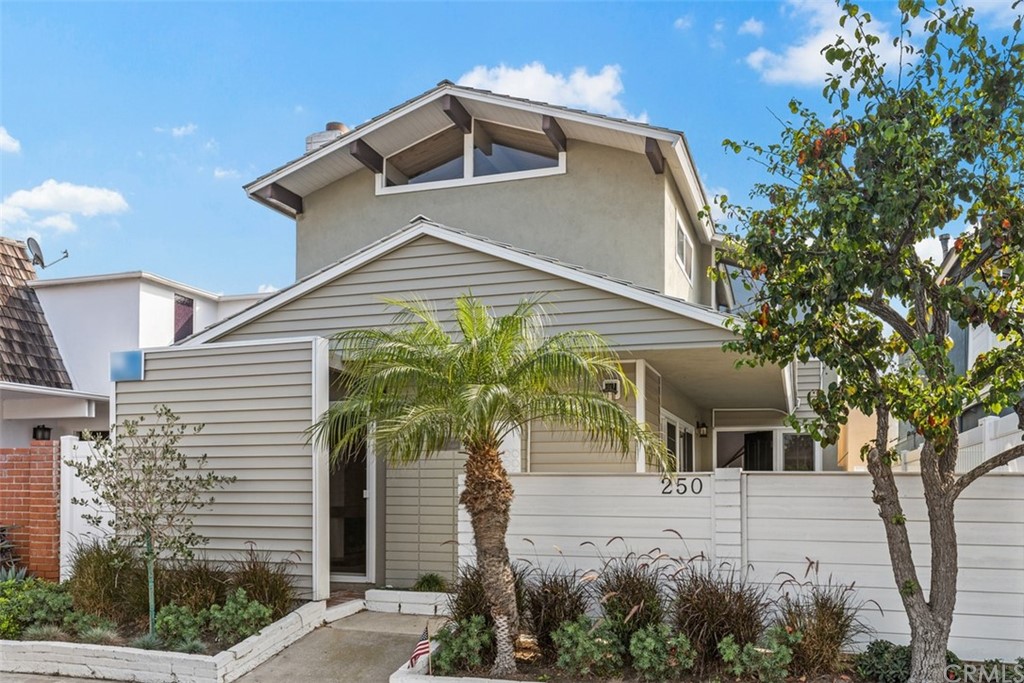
<box><xmin>329</xmin><ymin>452</ymin><xmax>367</xmax><ymax>577</ymax></box>
<box><xmin>744</xmin><ymin>431</ymin><xmax>774</xmax><ymax>471</ymax></box>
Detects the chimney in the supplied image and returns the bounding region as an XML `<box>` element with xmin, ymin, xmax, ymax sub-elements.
<box><xmin>939</xmin><ymin>233</ymin><xmax>950</xmax><ymax>255</ymax></box>
<box><xmin>305</xmin><ymin>121</ymin><xmax>349</xmax><ymax>153</ymax></box>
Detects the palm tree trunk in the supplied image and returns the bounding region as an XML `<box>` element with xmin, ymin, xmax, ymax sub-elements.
<box><xmin>461</xmin><ymin>443</ymin><xmax>519</xmax><ymax>676</ymax></box>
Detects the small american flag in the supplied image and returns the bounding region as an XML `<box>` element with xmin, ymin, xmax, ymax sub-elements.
<box><xmin>409</xmin><ymin>626</ymin><xmax>431</xmax><ymax>669</ymax></box>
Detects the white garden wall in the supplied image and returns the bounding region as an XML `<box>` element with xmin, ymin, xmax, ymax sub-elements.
<box><xmin>60</xmin><ymin>436</ymin><xmax>112</xmax><ymax>580</ymax></box>
<box><xmin>458</xmin><ymin>470</ymin><xmax>1024</xmax><ymax>661</ymax></box>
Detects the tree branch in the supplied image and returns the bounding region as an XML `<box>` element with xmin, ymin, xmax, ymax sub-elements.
<box><xmin>951</xmin><ymin>442</ymin><xmax>1024</xmax><ymax>501</ymax></box>
<box><xmin>854</xmin><ymin>297</ymin><xmax>918</xmax><ymax>345</ymax></box>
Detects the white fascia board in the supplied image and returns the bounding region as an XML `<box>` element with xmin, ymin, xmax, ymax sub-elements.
<box><xmin>184</xmin><ymin>221</ymin><xmax>731</xmax><ymax>346</ymax></box>
<box><xmin>0</xmin><ymin>381</ymin><xmax>108</xmax><ymax>403</ymax></box>
<box><xmin>670</xmin><ymin>139</ymin><xmax>715</xmax><ymax>244</ymax></box>
<box><xmin>245</xmin><ymin>85</ymin><xmax>682</xmax><ymax>197</ymax></box>
<box><xmin>29</xmin><ymin>271</ymin><xmax>234</xmax><ymax>302</ymax></box>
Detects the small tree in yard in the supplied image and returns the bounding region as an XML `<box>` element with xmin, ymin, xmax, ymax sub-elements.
<box><xmin>716</xmin><ymin>2</ymin><xmax>1024</xmax><ymax>681</ymax></box>
<box><xmin>70</xmin><ymin>404</ymin><xmax>235</xmax><ymax>635</ymax></box>
<box><xmin>310</xmin><ymin>295</ymin><xmax>667</xmax><ymax>676</ymax></box>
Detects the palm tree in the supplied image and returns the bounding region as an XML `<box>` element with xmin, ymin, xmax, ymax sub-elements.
<box><xmin>310</xmin><ymin>294</ymin><xmax>667</xmax><ymax>676</ymax></box>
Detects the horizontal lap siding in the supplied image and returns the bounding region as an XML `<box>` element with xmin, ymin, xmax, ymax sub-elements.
<box><xmin>385</xmin><ymin>451</ymin><xmax>463</xmax><ymax>586</ymax></box>
<box><xmin>530</xmin><ymin>364</ymin><xmax>637</xmax><ymax>473</ymax></box>
<box><xmin>115</xmin><ymin>341</ymin><xmax>316</xmax><ymax>596</ymax></box>
<box><xmin>503</xmin><ymin>474</ymin><xmax>714</xmax><ymax>572</ymax></box>
<box><xmin>794</xmin><ymin>360</ymin><xmax>822</xmax><ymax>421</ymax></box>
<box><xmin>217</xmin><ymin>236</ymin><xmax>731</xmax><ymax>350</ymax></box>
<box><xmin>743</xmin><ymin>473</ymin><xmax>1024</xmax><ymax>659</ymax></box>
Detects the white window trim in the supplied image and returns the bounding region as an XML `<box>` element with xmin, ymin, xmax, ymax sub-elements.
<box><xmin>675</xmin><ymin>217</ymin><xmax>695</xmax><ymax>283</ymax></box>
<box><xmin>661</xmin><ymin>409</ymin><xmax>696</xmax><ymax>473</ymax></box>
<box><xmin>376</xmin><ymin>152</ymin><xmax>566</xmax><ymax>196</ymax></box>
<box><xmin>711</xmin><ymin>425</ymin><xmax>822</xmax><ymax>472</ymax></box>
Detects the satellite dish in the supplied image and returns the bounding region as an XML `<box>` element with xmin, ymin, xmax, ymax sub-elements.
<box><xmin>25</xmin><ymin>237</ymin><xmax>69</xmax><ymax>269</ymax></box>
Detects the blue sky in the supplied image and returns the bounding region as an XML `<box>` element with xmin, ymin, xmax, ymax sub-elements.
<box><xmin>0</xmin><ymin>1</ymin><xmax>1014</xmax><ymax>294</ymax></box>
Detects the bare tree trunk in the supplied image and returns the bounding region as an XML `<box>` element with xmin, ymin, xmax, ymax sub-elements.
<box><xmin>868</xmin><ymin>408</ymin><xmax>958</xmax><ymax>683</ymax></box>
<box><xmin>461</xmin><ymin>443</ymin><xmax>519</xmax><ymax>676</ymax></box>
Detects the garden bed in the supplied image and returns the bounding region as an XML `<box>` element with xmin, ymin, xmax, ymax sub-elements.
<box><xmin>0</xmin><ymin>600</ymin><xmax>329</xmax><ymax>683</ymax></box>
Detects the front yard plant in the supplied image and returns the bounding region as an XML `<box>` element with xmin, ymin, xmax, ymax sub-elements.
<box><xmin>69</xmin><ymin>405</ymin><xmax>236</xmax><ymax>635</ymax></box>
<box><xmin>431</xmin><ymin>615</ymin><xmax>493</xmax><ymax>676</ymax></box>
<box><xmin>550</xmin><ymin>615</ymin><xmax>625</xmax><ymax>678</ymax></box>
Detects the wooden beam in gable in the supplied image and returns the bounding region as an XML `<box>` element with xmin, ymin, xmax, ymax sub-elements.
<box><xmin>542</xmin><ymin>116</ymin><xmax>567</xmax><ymax>153</ymax></box>
<box><xmin>645</xmin><ymin>137</ymin><xmax>665</xmax><ymax>174</ymax></box>
<box><xmin>350</xmin><ymin>139</ymin><xmax>385</xmax><ymax>174</ymax></box>
<box><xmin>442</xmin><ymin>94</ymin><xmax>473</xmax><ymax>133</ymax></box>
<box><xmin>255</xmin><ymin>183</ymin><xmax>303</xmax><ymax>214</ymax></box>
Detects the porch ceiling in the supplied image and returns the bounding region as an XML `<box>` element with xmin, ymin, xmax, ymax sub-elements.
<box><xmin>629</xmin><ymin>348</ymin><xmax>788</xmax><ymax>411</ymax></box>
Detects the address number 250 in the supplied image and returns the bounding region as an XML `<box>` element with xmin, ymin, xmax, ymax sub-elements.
<box><xmin>660</xmin><ymin>476</ymin><xmax>704</xmax><ymax>495</ymax></box>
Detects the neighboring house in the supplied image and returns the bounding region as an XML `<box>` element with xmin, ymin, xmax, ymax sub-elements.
<box><xmin>30</xmin><ymin>271</ymin><xmax>265</xmax><ymax>397</ymax></box>
<box><xmin>110</xmin><ymin>82</ymin><xmax>837</xmax><ymax>599</ymax></box>
<box><xmin>0</xmin><ymin>237</ymin><xmax>107</xmax><ymax>447</ymax></box>
<box><xmin>886</xmin><ymin>244</ymin><xmax>1021</xmax><ymax>473</ymax></box>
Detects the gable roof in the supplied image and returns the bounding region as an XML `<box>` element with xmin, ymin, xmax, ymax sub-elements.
<box><xmin>183</xmin><ymin>216</ymin><xmax>731</xmax><ymax>346</ymax></box>
<box><xmin>245</xmin><ymin>81</ymin><xmax>713</xmax><ymax>241</ymax></box>
<box><xmin>0</xmin><ymin>238</ymin><xmax>73</xmax><ymax>389</ymax></box>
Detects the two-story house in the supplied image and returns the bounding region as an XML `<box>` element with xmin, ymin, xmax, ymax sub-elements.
<box><xmin>111</xmin><ymin>82</ymin><xmax>830</xmax><ymax>597</ymax></box>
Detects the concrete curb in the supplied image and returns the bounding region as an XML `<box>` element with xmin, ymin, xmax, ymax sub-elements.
<box><xmin>365</xmin><ymin>589</ymin><xmax>450</xmax><ymax>616</ymax></box>
<box><xmin>0</xmin><ymin>600</ymin><xmax>331</xmax><ymax>683</ymax></box>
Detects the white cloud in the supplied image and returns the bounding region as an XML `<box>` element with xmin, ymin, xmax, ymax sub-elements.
<box><xmin>35</xmin><ymin>213</ymin><xmax>77</xmax><ymax>232</ymax></box>
<box><xmin>257</xmin><ymin>284</ymin><xmax>279</xmax><ymax>294</ymax></box>
<box><xmin>4</xmin><ymin>179</ymin><xmax>128</xmax><ymax>216</ymax></box>
<box><xmin>0</xmin><ymin>127</ymin><xmax>21</xmax><ymax>154</ymax></box>
<box><xmin>457</xmin><ymin>62</ymin><xmax>647</xmax><ymax>122</ymax></box>
<box><xmin>713</xmin><ymin>19</ymin><xmax>725</xmax><ymax>32</ymax></box>
<box><xmin>673</xmin><ymin>15</ymin><xmax>694</xmax><ymax>31</ymax></box>
<box><xmin>213</xmin><ymin>167</ymin><xmax>240</xmax><ymax>180</ymax></box>
<box><xmin>706</xmin><ymin>186</ymin><xmax>731</xmax><ymax>223</ymax></box>
<box><xmin>1</xmin><ymin>179</ymin><xmax>128</xmax><ymax>235</ymax></box>
<box><xmin>915</xmin><ymin>236</ymin><xmax>945</xmax><ymax>264</ymax></box>
<box><xmin>154</xmin><ymin>123</ymin><xmax>198</xmax><ymax>137</ymax></box>
<box><xmin>293</xmin><ymin>104</ymin><xmax>306</xmax><ymax>115</ymax></box>
<box><xmin>746</xmin><ymin>0</ymin><xmax>901</xmax><ymax>86</ymax></box>
<box><xmin>0</xmin><ymin>205</ymin><xmax>30</xmax><ymax>226</ymax></box>
<box><xmin>738</xmin><ymin>17</ymin><xmax>765</xmax><ymax>37</ymax></box>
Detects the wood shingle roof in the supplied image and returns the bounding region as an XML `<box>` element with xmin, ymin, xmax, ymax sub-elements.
<box><xmin>0</xmin><ymin>237</ymin><xmax>72</xmax><ymax>389</ymax></box>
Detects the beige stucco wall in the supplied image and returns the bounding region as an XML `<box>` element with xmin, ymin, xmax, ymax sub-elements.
<box><xmin>663</xmin><ymin>178</ymin><xmax>714</xmax><ymax>306</ymax></box>
<box><xmin>295</xmin><ymin>141</ymin><xmax>668</xmax><ymax>294</ymax></box>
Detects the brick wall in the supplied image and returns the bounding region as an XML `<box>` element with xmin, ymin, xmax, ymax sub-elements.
<box><xmin>0</xmin><ymin>440</ymin><xmax>61</xmax><ymax>580</ymax></box>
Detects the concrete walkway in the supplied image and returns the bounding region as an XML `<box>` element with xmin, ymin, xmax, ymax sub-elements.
<box><xmin>8</xmin><ymin>610</ymin><xmax>448</xmax><ymax>683</ymax></box>
<box><xmin>236</xmin><ymin>611</ymin><xmax>448</xmax><ymax>683</ymax></box>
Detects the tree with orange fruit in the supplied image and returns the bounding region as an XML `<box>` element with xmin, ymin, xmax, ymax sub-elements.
<box><xmin>715</xmin><ymin>2</ymin><xmax>1024</xmax><ymax>680</ymax></box>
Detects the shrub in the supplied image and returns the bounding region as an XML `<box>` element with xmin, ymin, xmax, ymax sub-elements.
<box><xmin>672</xmin><ymin>562</ymin><xmax>770</xmax><ymax>667</ymax></box>
<box><xmin>447</xmin><ymin>562</ymin><xmax>530</xmax><ymax>629</ymax></box>
<box><xmin>629</xmin><ymin>623</ymin><xmax>696</xmax><ymax>681</ymax></box>
<box><xmin>68</xmin><ymin>539</ymin><xmax>148</xmax><ymax>625</ymax></box>
<box><xmin>129</xmin><ymin>632</ymin><xmax>163</xmax><ymax>650</ymax></box>
<box><xmin>855</xmin><ymin>639</ymin><xmax>962</xmax><ymax>683</ymax></box>
<box><xmin>551</xmin><ymin>615</ymin><xmax>625</xmax><ymax>678</ymax></box>
<box><xmin>14</xmin><ymin>580</ymin><xmax>73</xmax><ymax>627</ymax></box>
<box><xmin>431</xmin><ymin>615</ymin><xmax>493</xmax><ymax>675</ymax></box>
<box><xmin>412</xmin><ymin>572</ymin><xmax>448</xmax><ymax>593</ymax></box>
<box><xmin>230</xmin><ymin>544</ymin><xmax>295</xmax><ymax>620</ymax></box>
<box><xmin>63</xmin><ymin>610</ymin><xmax>116</xmax><ymax>637</ymax></box>
<box><xmin>597</xmin><ymin>557</ymin><xmax>665</xmax><ymax>650</ymax></box>
<box><xmin>78</xmin><ymin>624</ymin><xmax>124</xmax><ymax>645</ymax></box>
<box><xmin>174</xmin><ymin>637</ymin><xmax>207</xmax><ymax>654</ymax></box>
<box><xmin>0</xmin><ymin>566</ymin><xmax>27</xmax><ymax>582</ymax></box>
<box><xmin>160</xmin><ymin>556</ymin><xmax>229</xmax><ymax>614</ymax></box>
<box><xmin>21</xmin><ymin>624</ymin><xmax>71</xmax><ymax>641</ymax></box>
<box><xmin>0</xmin><ymin>579</ymin><xmax>73</xmax><ymax>638</ymax></box>
<box><xmin>718</xmin><ymin>625</ymin><xmax>802</xmax><ymax>683</ymax></box>
<box><xmin>523</xmin><ymin>568</ymin><xmax>590</xmax><ymax>655</ymax></box>
<box><xmin>156</xmin><ymin>603</ymin><xmax>206</xmax><ymax>646</ymax></box>
<box><xmin>776</xmin><ymin>573</ymin><xmax>872</xmax><ymax>675</ymax></box>
<box><xmin>207</xmin><ymin>588</ymin><xmax>272</xmax><ymax>646</ymax></box>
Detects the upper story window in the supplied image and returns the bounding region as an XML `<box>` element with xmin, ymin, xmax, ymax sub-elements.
<box><xmin>174</xmin><ymin>294</ymin><xmax>194</xmax><ymax>342</ymax></box>
<box><xmin>676</xmin><ymin>217</ymin><xmax>695</xmax><ymax>281</ymax></box>
<box><xmin>379</xmin><ymin>119</ymin><xmax>566</xmax><ymax>195</ymax></box>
